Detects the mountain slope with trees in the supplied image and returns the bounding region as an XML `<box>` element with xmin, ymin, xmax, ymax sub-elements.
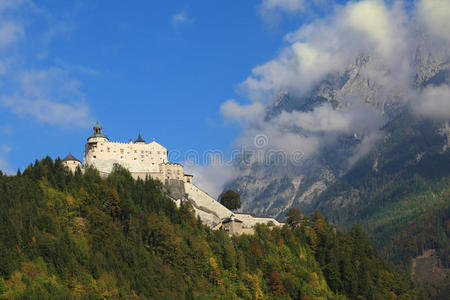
<box><xmin>311</xmin><ymin>114</ymin><xmax>450</xmax><ymax>297</ymax></box>
<box><xmin>0</xmin><ymin>158</ymin><xmax>418</xmax><ymax>299</ymax></box>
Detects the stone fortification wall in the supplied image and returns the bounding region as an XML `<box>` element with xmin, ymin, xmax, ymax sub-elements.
<box><xmin>184</xmin><ymin>182</ymin><xmax>283</xmax><ymax>229</ymax></box>
<box><xmin>190</xmin><ymin>205</ymin><xmax>221</xmax><ymax>227</ymax></box>
<box><xmin>84</xmin><ymin>140</ymin><xmax>168</xmax><ymax>174</ymax></box>
<box><xmin>233</xmin><ymin>213</ymin><xmax>282</xmax><ymax>228</ymax></box>
<box><xmin>164</xmin><ymin>179</ymin><xmax>185</xmax><ymax>200</ymax></box>
<box><xmin>184</xmin><ymin>182</ymin><xmax>233</xmax><ymax>220</ymax></box>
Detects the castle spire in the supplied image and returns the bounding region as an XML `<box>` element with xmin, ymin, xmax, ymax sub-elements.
<box><xmin>135</xmin><ymin>131</ymin><xmax>146</xmax><ymax>143</ymax></box>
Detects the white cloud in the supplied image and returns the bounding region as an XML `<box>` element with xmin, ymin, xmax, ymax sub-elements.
<box><xmin>3</xmin><ymin>97</ymin><xmax>93</xmax><ymax>127</ymax></box>
<box><xmin>342</xmin><ymin>0</ymin><xmax>398</xmax><ymax>57</ymax></box>
<box><xmin>417</xmin><ymin>0</ymin><xmax>450</xmax><ymax>42</ymax></box>
<box><xmin>220</xmin><ymin>99</ymin><xmax>265</xmax><ymax>123</ymax></box>
<box><xmin>171</xmin><ymin>11</ymin><xmax>193</xmax><ymax>27</ymax></box>
<box><xmin>1</xmin><ymin>68</ymin><xmax>94</xmax><ymax>127</ymax></box>
<box><xmin>233</xmin><ymin>102</ymin><xmax>384</xmax><ymax>161</ymax></box>
<box><xmin>414</xmin><ymin>85</ymin><xmax>450</xmax><ymax>120</ymax></box>
<box><xmin>184</xmin><ymin>154</ymin><xmax>238</xmax><ymax>199</ymax></box>
<box><xmin>245</xmin><ymin>0</ymin><xmax>411</xmax><ymax>102</ymax></box>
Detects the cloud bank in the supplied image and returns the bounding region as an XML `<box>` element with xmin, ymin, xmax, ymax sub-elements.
<box><xmin>194</xmin><ymin>0</ymin><xmax>450</xmax><ymax>196</ymax></box>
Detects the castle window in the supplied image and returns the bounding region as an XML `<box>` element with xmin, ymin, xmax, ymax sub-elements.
<box><xmin>93</xmin><ymin>156</ymin><xmax>96</xmax><ymax>159</ymax></box>
<box><xmin>134</xmin><ymin>150</ymin><xmax>137</xmax><ymax>153</ymax></box>
<box><xmin>100</xmin><ymin>150</ymin><xmax>103</xmax><ymax>152</ymax></box>
<box><xmin>157</xmin><ymin>151</ymin><xmax>160</xmax><ymax>154</ymax></box>
<box><xmin>107</xmin><ymin>147</ymin><xmax>110</xmax><ymax>152</ymax></box>
<box><xmin>120</xmin><ymin>149</ymin><xmax>124</xmax><ymax>154</ymax></box>
<box><xmin>134</xmin><ymin>158</ymin><xmax>137</xmax><ymax>160</ymax></box>
<box><xmin>120</xmin><ymin>156</ymin><xmax>123</xmax><ymax>160</ymax></box>
<box><xmin>141</xmin><ymin>155</ymin><xmax>144</xmax><ymax>158</ymax></box>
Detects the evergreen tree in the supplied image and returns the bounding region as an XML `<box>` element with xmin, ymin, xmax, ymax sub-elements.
<box><xmin>219</xmin><ymin>189</ymin><xmax>241</xmax><ymax>210</ymax></box>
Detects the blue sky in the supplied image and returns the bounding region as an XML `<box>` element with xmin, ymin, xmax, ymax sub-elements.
<box><xmin>0</xmin><ymin>0</ymin><xmax>320</xmax><ymax>173</ymax></box>
<box><xmin>4</xmin><ymin>0</ymin><xmax>441</xmax><ymax>200</ymax></box>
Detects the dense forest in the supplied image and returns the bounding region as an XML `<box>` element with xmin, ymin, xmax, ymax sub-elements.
<box><xmin>311</xmin><ymin>115</ymin><xmax>450</xmax><ymax>298</ymax></box>
<box><xmin>0</xmin><ymin>158</ymin><xmax>418</xmax><ymax>299</ymax></box>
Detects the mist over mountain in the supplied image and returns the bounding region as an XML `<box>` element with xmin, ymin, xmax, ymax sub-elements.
<box><xmin>219</xmin><ymin>0</ymin><xmax>450</xmax><ymax>220</ymax></box>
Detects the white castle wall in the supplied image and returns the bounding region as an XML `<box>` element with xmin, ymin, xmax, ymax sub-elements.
<box><xmin>184</xmin><ymin>182</ymin><xmax>233</xmax><ymax>219</ymax></box>
<box><xmin>84</xmin><ymin>139</ymin><xmax>168</xmax><ymax>174</ymax></box>
<box><xmin>191</xmin><ymin>206</ymin><xmax>221</xmax><ymax>227</ymax></box>
<box><xmin>233</xmin><ymin>213</ymin><xmax>281</xmax><ymax>228</ymax></box>
<box><xmin>84</xmin><ymin>137</ymin><xmax>186</xmax><ymax>182</ymax></box>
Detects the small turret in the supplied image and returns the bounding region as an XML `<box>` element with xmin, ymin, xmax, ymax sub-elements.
<box><xmin>135</xmin><ymin>132</ymin><xmax>146</xmax><ymax>144</ymax></box>
<box><xmin>62</xmin><ymin>153</ymin><xmax>81</xmax><ymax>173</ymax></box>
<box><xmin>87</xmin><ymin>121</ymin><xmax>108</xmax><ymax>143</ymax></box>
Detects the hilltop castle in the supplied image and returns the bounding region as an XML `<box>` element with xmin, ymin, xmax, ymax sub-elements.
<box><xmin>62</xmin><ymin>122</ymin><xmax>281</xmax><ymax>234</ymax></box>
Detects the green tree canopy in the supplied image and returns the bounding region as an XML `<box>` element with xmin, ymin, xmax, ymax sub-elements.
<box><xmin>219</xmin><ymin>189</ymin><xmax>241</xmax><ymax>210</ymax></box>
<box><xmin>285</xmin><ymin>207</ymin><xmax>303</xmax><ymax>228</ymax></box>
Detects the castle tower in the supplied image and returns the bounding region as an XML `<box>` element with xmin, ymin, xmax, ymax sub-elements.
<box><xmin>84</xmin><ymin>122</ymin><xmax>109</xmax><ymax>171</ymax></box>
<box><xmin>87</xmin><ymin>121</ymin><xmax>109</xmax><ymax>143</ymax></box>
<box><xmin>135</xmin><ymin>132</ymin><xmax>145</xmax><ymax>144</ymax></box>
<box><xmin>62</xmin><ymin>153</ymin><xmax>81</xmax><ymax>173</ymax></box>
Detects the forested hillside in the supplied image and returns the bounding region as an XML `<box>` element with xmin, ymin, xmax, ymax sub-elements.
<box><xmin>312</xmin><ymin>114</ymin><xmax>450</xmax><ymax>297</ymax></box>
<box><xmin>0</xmin><ymin>158</ymin><xmax>417</xmax><ymax>299</ymax></box>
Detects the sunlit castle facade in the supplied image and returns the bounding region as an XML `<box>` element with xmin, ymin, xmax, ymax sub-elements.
<box><xmin>79</xmin><ymin>122</ymin><xmax>192</xmax><ymax>183</ymax></box>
